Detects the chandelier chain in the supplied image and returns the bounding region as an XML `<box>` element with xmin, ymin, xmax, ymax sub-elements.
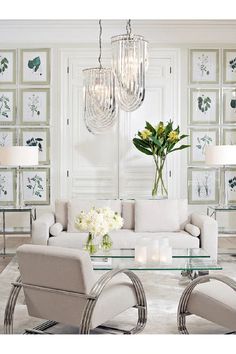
<box><xmin>126</xmin><ymin>19</ymin><xmax>132</xmax><ymax>38</ymax></box>
<box><xmin>98</xmin><ymin>19</ymin><xmax>102</xmax><ymax>69</ymax></box>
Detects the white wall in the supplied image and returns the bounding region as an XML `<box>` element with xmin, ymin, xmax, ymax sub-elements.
<box><xmin>1</xmin><ymin>20</ymin><xmax>236</xmax><ymax>226</ymax></box>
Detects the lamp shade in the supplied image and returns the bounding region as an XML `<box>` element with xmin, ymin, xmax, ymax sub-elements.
<box><xmin>205</xmin><ymin>145</ymin><xmax>236</xmax><ymax>165</ymax></box>
<box><xmin>0</xmin><ymin>146</ymin><xmax>38</xmax><ymax>166</ymax></box>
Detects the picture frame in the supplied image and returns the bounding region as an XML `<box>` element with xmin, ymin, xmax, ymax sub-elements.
<box><xmin>222</xmin><ymin>127</ymin><xmax>236</xmax><ymax>145</ymax></box>
<box><xmin>20</xmin><ymin>128</ymin><xmax>50</xmax><ymax>165</ymax></box>
<box><xmin>224</xmin><ymin>168</ymin><xmax>236</xmax><ymax>204</ymax></box>
<box><xmin>0</xmin><ymin>89</ymin><xmax>16</xmax><ymax>126</ymax></box>
<box><xmin>0</xmin><ymin>168</ymin><xmax>17</xmax><ymax>206</ymax></box>
<box><xmin>223</xmin><ymin>88</ymin><xmax>236</xmax><ymax>124</ymax></box>
<box><xmin>189</xmin><ymin>88</ymin><xmax>219</xmax><ymax>125</ymax></box>
<box><xmin>0</xmin><ymin>128</ymin><xmax>17</xmax><ymax>147</ymax></box>
<box><xmin>189</xmin><ymin>128</ymin><xmax>219</xmax><ymax>165</ymax></box>
<box><xmin>223</xmin><ymin>49</ymin><xmax>236</xmax><ymax>84</ymax></box>
<box><xmin>22</xmin><ymin>167</ymin><xmax>50</xmax><ymax>205</ymax></box>
<box><xmin>188</xmin><ymin>167</ymin><xmax>219</xmax><ymax>205</ymax></box>
<box><xmin>20</xmin><ymin>88</ymin><xmax>50</xmax><ymax>125</ymax></box>
<box><xmin>20</xmin><ymin>48</ymin><xmax>50</xmax><ymax>85</ymax></box>
<box><xmin>0</xmin><ymin>49</ymin><xmax>16</xmax><ymax>84</ymax></box>
<box><xmin>189</xmin><ymin>49</ymin><xmax>219</xmax><ymax>84</ymax></box>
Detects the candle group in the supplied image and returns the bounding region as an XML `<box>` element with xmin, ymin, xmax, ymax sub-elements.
<box><xmin>135</xmin><ymin>238</ymin><xmax>172</xmax><ymax>265</ymax></box>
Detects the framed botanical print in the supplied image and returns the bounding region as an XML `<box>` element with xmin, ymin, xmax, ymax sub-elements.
<box><xmin>188</xmin><ymin>168</ymin><xmax>219</xmax><ymax>205</ymax></box>
<box><xmin>189</xmin><ymin>128</ymin><xmax>219</xmax><ymax>165</ymax></box>
<box><xmin>189</xmin><ymin>49</ymin><xmax>219</xmax><ymax>84</ymax></box>
<box><xmin>223</xmin><ymin>49</ymin><xmax>236</xmax><ymax>84</ymax></box>
<box><xmin>189</xmin><ymin>88</ymin><xmax>219</xmax><ymax>125</ymax></box>
<box><xmin>20</xmin><ymin>88</ymin><xmax>50</xmax><ymax>125</ymax></box>
<box><xmin>0</xmin><ymin>89</ymin><xmax>16</xmax><ymax>125</ymax></box>
<box><xmin>222</xmin><ymin>128</ymin><xmax>236</xmax><ymax>145</ymax></box>
<box><xmin>224</xmin><ymin>168</ymin><xmax>236</xmax><ymax>204</ymax></box>
<box><xmin>0</xmin><ymin>128</ymin><xmax>17</xmax><ymax>147</ymax></box>
<box><xmin>20</xmin><ymin>128</ymin><xmax>50</xmax><ymax>165</ymax></box>
<box><xmin>0</xmin><ymin>168</ymin><xmax>17</xmax><ymax>206</ymax></box>
<box><xmin>223</xmin><ymin>89</ymin><xmax>236</xmax><ymax>124</ymax></box>
<box><xmin>20</xmin><ymin>48</ymin><xmax>50</xmax><ymax>85</ymax></box>
<box><xmin>0</xmin><ymin>49</ymin><xmax>16</xmax><ymax>84</ymax></box>
<box><xmin>22</xmin><ymin>167</ymin><xmax>50</xmax><ymax>205</ymax></box>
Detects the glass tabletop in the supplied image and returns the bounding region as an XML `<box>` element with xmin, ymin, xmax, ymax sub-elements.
<box><xmin>91</xmin><ymin>248</ymin><xmax>210</xmax><ymax>259</ymax></box>
<box><xmin>90</xmin><ymin>248</ymin><xmax>222</xmax><ymax>271</ymax></box>
<box><xmin>91</xmin><ymin>257</ymin><xmax>222</xmax><ymax>271</ymax></box>
<box><xmin>208</xmin><ymin>205</ymin><xmax>236</xmax><ymax>211</ymax></box>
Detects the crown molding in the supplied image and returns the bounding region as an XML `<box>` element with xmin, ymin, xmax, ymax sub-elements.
<box><xmin>1</xmin><ymin>20</ymin><xmax>236</xmax><ymax>44</ymax></box>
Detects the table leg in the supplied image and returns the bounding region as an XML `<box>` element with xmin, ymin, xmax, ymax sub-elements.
<box><xmin>3</xmin><ymin>211</ymin><xmax>6</xmax><ymax>256</ymax></box>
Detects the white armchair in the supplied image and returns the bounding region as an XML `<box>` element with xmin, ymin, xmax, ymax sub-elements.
<box><xmin>178</xmin><ymin>275</ymin><xmax>236</xmax><ymax>334</ymax></box>
<box><xmin>4</xmin><ymin>244</ymin><xmax>147</xmax><ymax>334</ymax></box>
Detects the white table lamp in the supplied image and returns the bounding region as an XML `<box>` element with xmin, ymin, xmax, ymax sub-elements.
<box><xmin>205</xmin><ymin>145</ymin><xmax>236</xmax><ymax>206</ymax></box>
<box><xmin>0</xmin><ymin>146</ymin><xmax>38</xmax><ymax>208</ymax></box>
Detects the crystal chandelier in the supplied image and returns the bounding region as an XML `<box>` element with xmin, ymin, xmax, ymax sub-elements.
<box><xmin>111</xmin><ymin>20</ymin><xmax>148</xmax><ymax>112</ymax></box>
<box><xmin>83</xmin><ymin>20</ymin><xmax>118</xmax><ymax>134</ymax></box>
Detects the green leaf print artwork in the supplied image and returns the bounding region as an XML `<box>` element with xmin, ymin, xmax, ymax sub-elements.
<box><xmin>28</xmin><ymin>56</ymin><xmax>42</xmax><ymax>74</ymax></box>
<box><xmin>0</xmin><ymin>94</ymin><xmax>11</xmax><ymax>119</ymax></box>
<box><xmin>198</xmin><ymin>95</ymin><xmax>211</xmax><ymax>114</ymax></box>
<box><xmin>0</xmin><ymin>56</ymin><xmax>9</xmax><ymax>75</ymax></box>
<box><xmin>26</xmin><ymin>174</ymin><xmax>44</xmax><ymax>198</ymax></box>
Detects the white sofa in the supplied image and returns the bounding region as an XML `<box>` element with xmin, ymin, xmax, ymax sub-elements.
<box><xmin>32</xmin><ymin>199</ymin><xmax>218</xmax><ymax>260</ymax></box>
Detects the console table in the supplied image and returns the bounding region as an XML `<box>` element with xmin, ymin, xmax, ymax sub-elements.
<box><xmin>207</xmin><ymin>205</ymin><xmax>236</xmax><ymax>234</ymax></box>
<box><xmin>0</xmin><ymin>207</ymin><xmax>36</xmax><ymax>256</ymax></box>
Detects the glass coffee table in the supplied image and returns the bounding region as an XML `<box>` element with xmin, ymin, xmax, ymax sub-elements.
<box><xmin>91</xmin><ymin>248</ymin><xmax>222</xmax><ymax>278</ymax></box>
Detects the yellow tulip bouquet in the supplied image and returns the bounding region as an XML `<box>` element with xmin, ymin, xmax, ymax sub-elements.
<box><xmin>133</xmin><ymin>120</ymin><xmax>190</xmax><ymax>197</ymax></box>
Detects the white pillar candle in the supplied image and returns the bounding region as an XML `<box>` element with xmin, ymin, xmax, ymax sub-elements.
<box><xmin>148</xmin><ymin>240</ymin><xmax>160</xmax><ymax>263</ymax></box>
<box><xmin>135</xmin><ymin>238</ymin><xmax>149</xmax><ymax>264</ymax></box>
<box><xmin>160</xmin><ymin>246</ymin><xmax>172</xmax><ymax>265</ymax></box>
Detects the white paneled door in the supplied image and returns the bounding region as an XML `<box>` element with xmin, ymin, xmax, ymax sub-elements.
<box><xmin>61</xmin><ymin>48</ymin><xmax>179</xmax><ymax>200</ymax></box>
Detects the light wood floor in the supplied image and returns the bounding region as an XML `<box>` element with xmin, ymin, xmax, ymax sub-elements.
<box><xmin>0</xmin><ymin>235</ymin><xmax>236</xmax><ymax>274</ymax></box>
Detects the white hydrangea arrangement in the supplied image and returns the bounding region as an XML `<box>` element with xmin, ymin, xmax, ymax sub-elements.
<box><xmin>75</xmin><ymin>206</ymin><xmax>123</xmax><ymax>254</ymax></box>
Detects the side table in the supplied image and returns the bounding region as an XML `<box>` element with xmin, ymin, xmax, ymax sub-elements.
<box><xmin>207</xmin><ymin>205</ymin><xmax>236</xmax><ymax>234</ymax></box>
<box><xmin>0</xmin><ymin>207</ymin><xmax>36</xmax><ymax>256</ymax></box>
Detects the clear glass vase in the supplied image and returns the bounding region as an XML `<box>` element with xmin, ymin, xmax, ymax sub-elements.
<box><xmin>101</xmin><ymin>234</ymin><xmax>113</xmax><ymax>251</ymax></box>
<box><xmin>152</xmin><ymin>164</ymin><xmax>168</xmax><ymax>199</ymax></box>
<box><xmin>84</xmin><ymin>233</ymin><xmax>99</xmax><ymax>255</ymax></box>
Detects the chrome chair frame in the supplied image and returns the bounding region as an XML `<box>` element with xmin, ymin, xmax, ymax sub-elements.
<box><xmin>177</xmin><ymin>274</ymin><xmax>236</xmax><ymax>334</ymax></box>
<box><xmin>4</xmin><ymin>268</ymin><xmax>147</xmax><ymax>335</ymax></box>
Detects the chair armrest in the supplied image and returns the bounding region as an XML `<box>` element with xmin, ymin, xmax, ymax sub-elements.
<box><xmin>191</xmin><ymin>213</ymin><xmax>218</xmax><ymax>260</ymax></box>
<box><xmin>32</xmin><ymin>212</ymin><xmax>55</xmax><ymax>245</ymax></box>
<box><xmin>177</xmin><ymin>274</ymin><xmax>236</xmax><ymax>334</ymax></box>
<box><xmin>80</xmin><ymin>268</ymin><xmax>147</xmax><ymax>334</ymax></box>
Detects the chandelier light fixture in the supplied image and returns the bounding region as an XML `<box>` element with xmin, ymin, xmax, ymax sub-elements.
<box><xmin>111</xmin><ymin>19</ymin><xmax>149</xmax><ymax>112</ymax></box>
<box><xmin>83</xmin><ymin>20</ymin><xmax>118</xmax><ymax>134</ymax></box>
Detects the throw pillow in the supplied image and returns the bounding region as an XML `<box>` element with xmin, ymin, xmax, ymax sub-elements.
<box><xmin>135</xmin><ymin>199</ymin><xmax>180</xmax><ymax>232</ymax></box>
<box><xmin>184</xmin><ymin>223</ymin><xmax>201</xmax><ymax>237</ymax></box>
<box><xmin>50</xmin><ymin>222</ymin><xmax>63</xmax><ymax>237</ymax></box>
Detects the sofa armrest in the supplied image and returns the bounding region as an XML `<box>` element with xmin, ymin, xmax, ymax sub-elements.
<box><xmin>190</xmin><ymin>213</ymin><xmax>218</xmax><ymax>260</ymax></box>
<box><xmin>32</xmin><ymin>213</ymin><xmax>55</xmax><ymax>245</ymax></box>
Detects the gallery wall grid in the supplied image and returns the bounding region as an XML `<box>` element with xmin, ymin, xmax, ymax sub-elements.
<box><xmin>188</xmin><ymin>48</ymin><xmax>236</xmax><ymax>205</ymax></box>
<box><xmin>0</xmin><ymin>48</ymin><xmax>51</xmax><ymax>206</ymax></box>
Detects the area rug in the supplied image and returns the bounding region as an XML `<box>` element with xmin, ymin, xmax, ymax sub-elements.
<box><xmin>0</xmin><ymin>255</ymin><xmax>235</xmax><ymax>334</ymax></box>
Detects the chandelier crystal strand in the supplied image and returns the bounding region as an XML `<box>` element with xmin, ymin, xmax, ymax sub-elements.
<box><xmin>111</xmin><ymin>20</ymin><xmax>148</xmax><ymax>112</ymax></box>
<box><xmin>83</xmin><ymin>20</ymin><xmax>118</xmax><ymax>135</ymax></box>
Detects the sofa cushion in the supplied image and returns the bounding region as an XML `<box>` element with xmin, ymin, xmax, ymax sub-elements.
<box><xmin>67</xmin><ymin>199</ymin><xmax>122</xmax><ymax>233</ymax></box>
<box><xmin>135</xmin><ymin>199</ymin><xmax>180</xmax><ymax>232</ymax></box>
<box><xmin>55</xmin><ymin>199</ymin><xmax>68</xmax><ymax>230</ymax></box>
<box><xmin>178</xmin><ymin>199</ymin><xmax>189</xmax><ymax>229</ymax></box>
<box><xmin>122</xmin><ymin>200</ymin><xmax>135</xmax><ymax>230</ymax></box>
<box><xmin>184</xmin><ymin>223</ymin><xmax>200</xmax><ymax>237</ymax></box>
<box><xmin>48</xmin><ymin>230</ymin><xmax>199</xmax><ymax>250</ymax></box>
